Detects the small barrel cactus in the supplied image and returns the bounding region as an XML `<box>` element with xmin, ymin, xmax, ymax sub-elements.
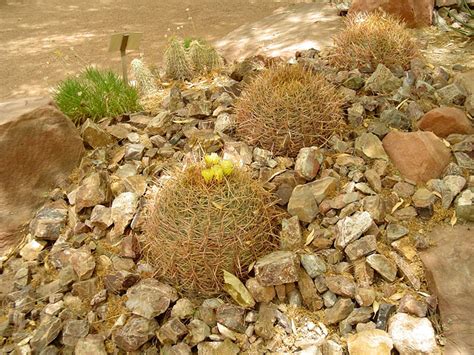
<box><xmin>130</xmin><ymin>58</ymin><xmax>159</xmax><ymax>96</ymax></box>
<box><xmin>164</xmin><ymin>37</ymin><xmax>193</xmax><ymax>81</ymax></box>
<box><xmin>189</xmin><ymin>40</ymin><xmax>222</xmax><ymax>74</ymax></box>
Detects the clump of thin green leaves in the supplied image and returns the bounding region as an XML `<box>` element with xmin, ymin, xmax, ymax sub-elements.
<box><xmin>54</xmin><ymin>67</ymin><xmax>141</xmax><ymax>125</ymax></box>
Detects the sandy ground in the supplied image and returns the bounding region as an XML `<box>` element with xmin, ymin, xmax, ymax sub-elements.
<box><xmin>0</xmin><ymin>0</ymin><xmax>318</xmax><ymax>99</ymax></box>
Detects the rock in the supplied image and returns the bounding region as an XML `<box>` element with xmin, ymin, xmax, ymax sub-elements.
<box><xmin>245</xmin><ymin>278</ymin><xmax>275</xmax><ymax>303</ymax></box>
<box><xmin>355</xmin><ymin>287</ymin><xmax>376</xmax><ymax>307</ymax></box>
<box><xmin>288</xmin><ymin>185</ymin><xmax>319</xmax><ymax>223</ymax></box>
<box><xmin>157</xmin><ymin>318</ymin><xmax>188</xmax><ymax>345</ymax></box>
<box><xmin>363</xmin><ymin>196</ymin><xmax>386</xmax><ymax>224</ymax></box>
<box><xmin>325</xmin><ymin>298</ymin><xmax>354</xmax><ymax>325</ymax></box>
<box><xmin>364</xmin><ymin>64</ymin><xmax>402</xmax><ymax>94</ymax></box>
<box><xmin>456</xmin><ymin>189</ymin><xmax>474</xmax><ymax>222</ymax></box>
<box><xmin>386</xmin><ymin>224</ymin><xmax>409</xmax><ymax>242</ymax></box>
<box><xmin>455</xmin><ymin>69</ymin><xmax>474</xmax><ymax>115</ymax></box>
<box><xmin>295</xmin><ymin>147</ymin><xmax>322</xmax><ymax>180</ymax></box>
<box><xmin>393</xmin><ymin>181</ymin><xmax>415</xmax><ymax>198</ymax></box>
<box><xmin>125</xmin><ymin>279</ymin><xmax>178</xmax><ymax>319</ymax></box>
<box><xmin>104</xmin><ymin>270</ymin><xmax>139</xmax><ymax>294</ymax></box>
<box><xmin>364</xmin><ymin>169</ymin><xmax>382</xmax><ymax>193</ymax></box>
<box><xmin>350</xmin><ymin>0</ymin><xmax>434</xmax><ymax>27</ymax></box>
<box><xmin>254</xmin><ymin>303</ymin><xmax>277</xmax><ymax>339</ymax></box>
<box><xmin>325</xmin><ymin>275</ymin><xmax>356</xmax><ymax>298</ymax></box>
<box><xmin>280</xmin><ymin>216</ymin><xmax>303</xmax><ymax>250</ymax></box>
<box><xmin>335</xmin><ymin>211</ymin><xmax>373</xmax><ymax>249</ymax></box>
<box><xmin>30</xmin><ymin>317</ymin><xmax>63</xmax><ymax>353</ymax></box>
<box><xmin>347</xmin><ymin>329</ymin><xmax>393</xmax><ymax>355</ymax></box>
<box><xmin>309</xmin><ymin>177</ymin><xmax>339</xmax><ymax>204</ymax></box>
<box><xmin>214</xmin><ymin>113</ymin><xmax>235</xmax><ymax>133</ymax></box>
<box><xmin>197</xmin><ymin>339</ymin><xmax>240</xmax><ymax>355</ymax></box>
<box><xmin>375</xmin><ymin>303</ymin><xmax>396</xmax><ymax>331</ymax></box>
<box><xmin>19</xmin><ymin>239</ymin><xmax>45</xmax><ymax>261</ymax></box>
<box><xmin>124</xmin><ymin>143</ymin><xmax>145</xmax><ymax>160</ymax></box>
<box><xmin>216</xmin><ymin>304</ymin><xmax>246</xmax><ymax>333</ymax></box>
<box><xmin>29</xmin><ymin>204</ymin><xmax>68</xmax><ymax>241</ymax></box>
<box><xmin>145</xmin><ymin>111</ymin><xmax>172</xmax><ymax>135</ymax></box>
<box><xmin>344</xmin><ymin>76</ymin><xmax>365</xmax><ymax>90</ymax></box>
<box><xmin>382</xmin><ymin>131</ymin><xmax>452</xmax><ymax>183</ymax></box>
<box><xmin>171</xmin><ymin>298</ymin><xmax>195</xmax><ymax>319</ymax></box>
<box><xmin>297</xmin><ymin>268</ymin><xmax>323</xmax><ymax>311</ymax></box>
<box><xmin>412</xmin><ymin>188</ymin><xmax>436</xmax><ymax>218</ymax></box>
<box><xmin>366</xmin><ymin>254</ymin><xmax>397</xmax><ymax>282</ymax></box>
<box><xmin>113</xmin><ymin>315</ymin><xmax>158</xmax><ymax>352</ymax></box>
<box><xmin>438</xmin><ymin>83</ymin><xmax>466</xmax><ymax>106</ymax></box>
<box><xmin>89</xmin><ymin>205</ymin><xmax>113</xmax><ymax>230</ymax></box>
<box><xmin>348</xmin><ymin>102</ymin><xmax>365</xmax><ymax>125</ymax></box>
<box><xmin>380</xmin><ymin>108</ymin><xmax>411</xmax><ymax>131</ymax></box>
<box><xmin>0</xmin><ymin>102</ymin><xmax>83</xmax><ymax>253</ymax></box>
<box><xmin>345</xmin><ymin>235</ymin><xmax>377</xmax><ymax>261</ymax></box>
<box><xmin>75</xmin><ymin>335</ymin><xmax>107</xmax><ymax>355</ymax></box>
<box><xmin>70</xmin><ymin>248</ymin><xmax>96</xmax><ymax>280</ymax></box>
<box><xmin>186</xmin><ymin>319</ymin><xmax>211</xmax><ymax>346</ymax></box>
<box><xmin>418</xmin><ymin>107</ymin><xmax>473</xmax><ymax>138</ymax></box>
<box><xmin>81</xmin><ymin>119</ymin><xmax>114</xmax><ymax>148</ymax></box>
<box><xmin>399</xmin><ymin>294</ymin><xmax>427</xmax><ymax>317</ymax></box>
<box><xmin>62</xmin><ymin>319</ymin><xmax>89</xmax><ymax>347</ymax></box>
<box><xmin>300</xmin><ymin>254</ymin><xmax>326</xmax><ymax>278</ymax></box>
<box><xmin>420</xmin><ymin>225</ymin><xmax>474</xmax><ymax>354</ymax></box>
<box><xmin>111</xmin><ymin>192</ymin><xmax>139</xmax><ymax>235</ymax></box>
<box><xmin>390</xmin><ymin>252</ymin><xmax>421</xmax><ymax>290</ymax></box>
<box><xmin>388</xmin><ymin>313</ymin><xmax>439</xmax><ymax>354</ymax></box>
<box><xmin>355</xmin><ymin>133</ymin><xmax>388</xmax><ymax>160</ymax></box>
<box><xmin>75</xmin><ymin>173</ymin><xmax>109</xmax><ymax>212</ymax></box>
<box><xmin>254</xmin><ymin>251</ymin><xmax>299</xmax><ymax>286</ymax></box>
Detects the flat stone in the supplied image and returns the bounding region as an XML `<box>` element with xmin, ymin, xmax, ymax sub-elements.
<box><xmin>325</xmin><ymin>274</ymin><xmax>356</xmax><ymax>298</ymax></box>
<box><xmin>89</xmin><ymin>205</ymin><xmax>113</xmax><ymax>230</ymax></box>
<box><xmin>216</xmin><ymin>304</ymin><xmax>246</xmax><ymax>333</ymax></box>
<box><xmin>390</xmin><ymin>251</ymin><xmax>421</xmax><ymax>290</ymax></box>
<box><xmin>113</xmin><ymin>315</ymin><xmax>158</xmax><ymax>352</ymax></box>
<box><xmin>355</xmin><ymin>133</ymin><xmax>388</xmax><ymax>160</ymax></box>
<box><xmin>297</xmin><ymin>268</ymin><xmax>323</xmax><ymax>311</ymax></box>
<box><xmin>19</xmin><ymin>239</ymin><xmax>46</xmax><ymax>261</ymax></box>
<box><xmin>420</xmin><ymin>225</ymin><xmax>474</xmax><ymax>354</ymax></box>
<box><xmin>366</xmin><ymin>254</ymin><xmax>397</xmax><ymax>282</ymax></box>
<box><xmin>438</xmin><ymin>83</ymin><xmax>466</xmax><ymax>106</ymax></box>
<box><xmin>197</xmin><ymin>339</ymin><xmax>239</xmax><ymax>355</ymax></box>
<box><xmin>335</xmin><ymin>211</ymin><xmax>373</xmax><ymax>249</ymax></box>
<box><xmin>171</xmin><ymin>298</ymin><xmax>195</xmax><ymax>320</ymax></box>
<box><xmin>364</xmin><ymin>64</ymin><xmax>402</xmax><ymax>94</ymax></box>
<box><xmin>388</xmin><ymin>313</ymin><xmax>440</xmax><ymax>355</ymax></box>
<box><xmin>347</xmin><ymin>329</ymin><xmax>393</xmax><ymax>355</ymax></box>
<box><xmin>81</xmin><ymin>119</ymin><xmax>114</xmax><ymax>148</ymax></box>
<box><xmin>344</xmin><ymin>235</ymin><xmax>377</xmax><ymax>261</ymax></box>
<box><xmin>386</xmin><ymin>224</ymin><xmax>409</xmax><ymax>242</ymax></box>
<box><xmin>393</xmin><ymin>181</ymin><xmax>416</xmax><ymax>198</ymax></box>
<box><xmin>354</xmin><ymin>258</ymin><xmax>374</xmax><ymax>287</ymax></box>
<box><xmin>29</xmin><ymin>205</ymin><xmax>68</xmax><ymax>241</ymax></box>
<box><xmin>398</xmin><ymin>294</ymin><xmax>427</xmax><ymax>318</ymax></box>
<box><xmin>280</xmin><ymin>216</ymin><xmax>303</xmax><ymax>251</ymax></box>
<box><xmin>125</xmin><ymin>278</ymin><xmax>178</xmax><ymax>319</ymax></box>
<box><xmin>325</xmin><ymin>298</ymin><xmax>354</xmax><ymax>325</ymax></box>
<box><xmin>456</xmin><ymin>189</ymin><xmax>474</xmax><ymax>222</ymax></box>
<box><xmin>254</xmin><ymin>303</ymin><xmax>277</xmax><ymax>340</ymax></box>
<box><xmin>362</xmin><ymin>196</ymin><xmax>386</xmax><ymax>224</ymax></box>
<box><xmin>111</xmin><ymin>192</ymin><xmax>139</xmax><ymax>236</ymax></box>
<box><xmin>75</xmin><ymin>173</ymin><xmax>109</xmax><ymax>212</ymax></box>
<box><xmin>75</xmin><ymin>335</ymin><xmax>107</xmax><ymax>355</ymax></box>
<box><xmin>70</xmin><ymin>248</ymin><xmax>96</xmax><ymax>280</ymax></box>
<box><xmin>30</xmin><ymin>317</ymin><xmax>63</xmax><ymax>353</ymax></box>
<box><xmin>62</xmin><ymin>319</ymin><xmax>89</xmax><ymax>347</ymax></box>
<box><xmin>418</xmin><ymin>107</ymin><xmax>473</xmax><ymax>138</ymax></box>
<box><xmin>245</xmin><ymin>278</ymin><xmax>275</xmax><ymax>303</ymax></box>
<box><xmin>104</xmin><ymin>270</ymin><xmax>140</xmax><ymax>294</ymax></box>
<box><xmin>157</xmin><ymin>317</ymin><xmax>188</xmax><ymax>345</ymax></box>
<box><xmin>375</xmin><ymin>303</ymin><xmax>396</xmax><ymax>331</ymax></box>
<box><xmin>309</xmin><ymin>176</ymin><xmax>339</xmax><ymax>204</ymax></box>
<box><xmin>254</xmin><ymin>251</ymin><xmax>299</xmax><ymax>286</ymax></box>
<box><xmin>186</xmin><ymin>319</ymin><xmax>211</xmax><ymax>346</ymax></box>
<box><xmin>300</xmin><ymin>254</ymin><xmax>326</xmax><ymax>278</ymax></box>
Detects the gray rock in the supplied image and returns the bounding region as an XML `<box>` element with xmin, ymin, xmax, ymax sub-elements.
<box><xmin>348</xmin><ymin>103</ymin><xmax>365</xmax><ymax>125</ymax></box>
<box><xmin>335</xmin><ymin>211</ymin><xmax>373</xmax><ymax>249</ymax></box>
<box><xmin>438</xmin><ymin>83</ymin><xmax>466</xmax><ymax>106</ymax></box>
<box><xmin>280</xmin><ymin>216</ymin><xmax>303</xmax><ymax>250</ymax></box>
<box><xmin>365</xmin><ymin>64</ymin><xmax>402</xmax><ymax>94</ymax></box>
<box><xmin>388</xmin><ymin>313</ymin><xmax>440</xmax><ymax>355</ymax></box>
<box><xmin>380</xmin><ymin>108</ymin><xmax>411</xmax><ymax>130</ymax></box>
<box><xmin>386</xmin><ymin>224</ymin><xmax>409</xmax><ymax>242</ymax></box>
<box><xmin>75</xmin><ymin>173</ymin><xmax>109</xmax><ymax>212</ymax></box>
<box><xmin>366</xmin><ymin>254</ymin><xmax>397</xmax><ymax>282</ymax></box>
<box><xmin>171</xmin><ymin>298</ymin><xmax>195</xmax><ymax>320</ymax></box>
<box><xmin>323</xmin><ymin>290</ymin><xmax>337</xmax><ymax>308</ymax></box>
<box><xmin>186</xmin><ymin>319</ymin><xmax>210</xmax><ymax>346</ymax></box>
<box><xmin>113</xmin><ymin>315</ymin><xmax>158</xmax><ymax>352</ymax></box>
<box><xmin>62</xmin><ymin>319</ymin><xmax>89</xmax><ymax>347</ymax></box>
<box><xmin>111</xmin><ymin>192</ymin><xmax>139</xmax><ymax>236</ymax></box>
<box><xmin>355</xmin><ymin>133</ymin><xmax>388</xmax><ymax>160</ymax></box>
<box><xmin>124</xmin><ymin>143</ymin><xmax>145</xmax><ymax>161</ymax></box>
<box><xmin>375</xmin><ymin>303</ymin><xmax>396</xmax><ymax>331</ymax></box>
<box><xmin>298</xmin><ymin>268</ymin><xmax>323</xmax><ymax>311</ymax></box>
<box><xmin>216</xmin><ymin>304</ymin><xmax>246</xmax><ymax>333</ymax></box>
<box><xmin>146</xmin><ymin>111</ymin><xmax>172</xmax><ymax>135</ymax></box>
<box><xmin>325</xmin><ymin>298</ymin><xmax>354</xmax><ymax>325</ymax></box>
<box><xmin>344</xmin><ymin>76</ymin><xmax>365</xmax><ymax>90</ymax></box>
<box><xmin>157</xmin><ymin>317</ymin><xmax>188</xmax><ymax>345</ymax></box>
<box><xmin>254</xmin><ymin>251</ymin><xmax>299</xmax><ymax>286</ymax></box>
<box><xmin>125</xmin><ymin>278</ymin><xmax>178</xmax><ymax>319</ymax></box>
<box><xmin>300</xmin><ymin>254</ymin><xmax>326</xmax><ymax>278</ymax></box>
<box><xmin>325</xmin><ymin>274</ymin><xmax>356</xmax><ymax>298</ymax></box>
<box><xmin>214</xmin><ymin>113</ymin><xmax>235</xmax><ymax>133</ymax></box>
<box><xmin>390</xmin><ymin>251</ymin><xmax>421</xmax><ymax>291</ymax></box>
<box><xmin>29</xmin><ymin>205</ymin><xmax>68</xmax><ymax>241</ymax></box>
<box><xmin>456</xmin><ymin>189</ymin><xmax>474</xmax><ymax>222</ymax></box>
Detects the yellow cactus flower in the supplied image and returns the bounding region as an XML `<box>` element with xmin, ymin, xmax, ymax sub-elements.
<box><xmin>211</xmin><ymin>165</ymin><xmax>224</xmax><ymax>182</ymax></box>
<box><xmin>201</xmin><ymin>168</ymin><xmax>214</xmax><ymax>183</ymax></box>
<box><xmin>220</xmin><ymin>159</ymin><xmax>234</xmax><ymax>176</ymax></box>
<box><xmin>204</xmin><ymin>153</ymin><xmax>221</xmax><ymax>167</ymax></box>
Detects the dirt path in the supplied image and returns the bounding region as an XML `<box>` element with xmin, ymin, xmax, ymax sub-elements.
<box><xmin>0</xmin><ymin>0</ymin><xmax>314</xmax><ymax>99</ymax></box>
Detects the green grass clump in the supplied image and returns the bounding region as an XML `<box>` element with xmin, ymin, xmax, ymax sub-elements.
<box><xmin>54</xmin><ymin>67</ymin><xmax>141</xmax><ymax>125</ymax></box>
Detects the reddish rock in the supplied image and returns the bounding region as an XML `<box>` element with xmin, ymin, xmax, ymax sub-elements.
<box><xmin>382</xmin><ymin>131</ymin><xmax>451</xmax><ymax>183</ymax></box>
<box><xmin>350</xmin><ymin>0</ymin><xmax>434</xmax><ymax>28</ymax></box>
<box><xmin>0</xmin><ymin>99</ymin><xmax>84</xmax><ymax>254</ymax></box>
<box><xmin>418</xmin><ymin>107</ymin><xmax>473</xmax><ymax>138</ymax></box>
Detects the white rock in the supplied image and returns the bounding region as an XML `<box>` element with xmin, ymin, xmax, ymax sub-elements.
<box><xmin>347</xmin><ymin>329</ymin><xmax>393</xmax><ymax>355</ymax></box>
<box><xmin>388</xmin><ymin>313</ymin><xmax>440</xmax><ymax>355</ymax></box>
<box><xmin>335</xmin><ymin>211</ymin><xmax>373</xmax><ymax>249</ymax></box>
<box><xmin>111</xmin><ymin>192</ymin><xmax>139</xmax><ymax>236</ymax></box>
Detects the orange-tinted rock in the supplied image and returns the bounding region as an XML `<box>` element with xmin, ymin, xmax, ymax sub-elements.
<box><xmin>0</xmin><ymin>99</ymin><xmax>84</xmax><ymax>254</ymax></box>
<box><xmin>418</xmin><ymin>107</ymin><xmax>473</xmax><ymax>138</ymax></box>
<box><xmin>382</xmin><ymin>131</ymin><xmax>451</xmax><ymax>183</ymax></box>
<box><xmin>350</xmin><ymin>0</ymin><xmax>434</xmax><ymax>28</ymax></box>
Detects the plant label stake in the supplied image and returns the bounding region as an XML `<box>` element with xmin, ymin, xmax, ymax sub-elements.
<box><xmin>109</xmin><ymin>32</ymin><xmax>143</xmax><ymax>85</ymax></box>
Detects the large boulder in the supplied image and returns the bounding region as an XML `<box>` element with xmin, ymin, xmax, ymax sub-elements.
<box><xmin>0</xmin><ymin>98</ymin><xmax>84</xmax><ymax>254</ymax></box>
<box><xmin>382</xmin><ymin>131</ymin><xmax>451</xmax><ymax>183</ymax></box>
<box><xmin>350</xmin><ymin>0</ymin><xmax>434</xmax><ymax>28</ymax></box>
<box><xmin>420</xmin><ymin>224</ymin><xmax>474</xmax><ymax>355</ymax></box>
<box><xmin>418</xmin><ymin>107</ymin><xmax>473</xmax><ymax>138</ymax></box>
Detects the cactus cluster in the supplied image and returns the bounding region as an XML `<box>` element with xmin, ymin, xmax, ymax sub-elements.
<box><xmin>130</xmin><ymin>58</ymin><xmax>159</xmax><ymax>96</ymax></box>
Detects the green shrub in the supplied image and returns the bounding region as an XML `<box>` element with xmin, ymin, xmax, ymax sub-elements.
<box><xmin>54</xmin><ymin>67</ymin><xmax>141</xmax><ymax>125</ymax></box>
